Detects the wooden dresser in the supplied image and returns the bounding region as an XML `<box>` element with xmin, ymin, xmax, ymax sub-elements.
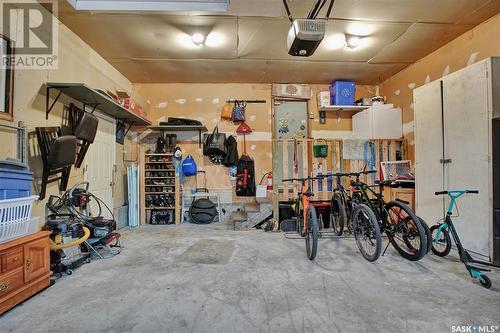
<box><xmin>0</xmin><ymin>231</ymin><xmax>51</xmax><ymax>315</ymax></box>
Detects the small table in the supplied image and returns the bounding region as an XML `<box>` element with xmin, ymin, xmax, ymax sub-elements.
<box><xmin>181</xmin><ymin>192</ymin><xmax>221</xmax><ymax>224</ymax></box>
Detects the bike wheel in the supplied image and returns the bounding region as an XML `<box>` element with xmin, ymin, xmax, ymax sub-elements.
<box><xmin>351</xmin><ymin>204</ymin><xmax>382</xmax><ymax>262</ymax></box>
<box><xmin>418</xmin><ymin>217</ymin><xmax>433</xmax><ymax>255</ymax></box>
<box><xmin>305</xmin><ymin>206</ymin><xmax>319</xmax><ymax>260</ymax></box>
<box><xmin>330</xmin><ymin>192</ymin><xmax>346</xmax><ymax>236</ymax></box>
<box><xmin>430</xmin><ymin>225</ymin><xmax>452</xmax><ymax>257</ymax></box>
<box><xmin>404</xmin><ymin>216</ymin><xmax>432</xmax><ymax>255</ymax></box>
<box><xmin>385</xmin><ymin>201</ymin><xmax>427</xmax><ymax>261</ymax></box>
<box><xmin>479</xmin><ymin>274</ymin><xmax>492</xmax><ymax>289</ymax></box>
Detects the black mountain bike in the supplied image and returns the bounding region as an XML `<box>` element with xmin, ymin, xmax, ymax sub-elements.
<box><xmin>348</xmin><ymin>171</ymin><xmax>428</xmax><ymax>261</ymax></box>
<box><xmin>326</xmin><ymin>172</ymin><xmax>382</xmax><ymax>262</ymax></box>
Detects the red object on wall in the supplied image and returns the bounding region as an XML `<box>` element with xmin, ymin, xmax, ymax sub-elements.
<box><xmin>267</xmin><ymin>173</ymin><xmax>273</xmax><ymax>190</ymax></box>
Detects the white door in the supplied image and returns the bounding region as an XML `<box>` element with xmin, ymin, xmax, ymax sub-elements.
<box><xmin>414</xmin><ymin>80</ymin><xmax>445</xmax><ymax>224</ymax></box>
<box><xmin>85</xmin><ymin>112</ymin><xmax>116</xmax><ymax>219</ymax></box>
<box><xmin>443</xmin><ymin>61</ymin><xmax>491</xmax><ymax>257</ymax></box>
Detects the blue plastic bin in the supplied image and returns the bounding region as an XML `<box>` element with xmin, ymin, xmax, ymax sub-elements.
<box><xmin>0</xmin><ymin>168</ymin><xmax>33</xmax><ymax>199</ymax></box>
<box><xmin>330</xmin><ymin>80</ymin><xmax>356</xmax><ymax>106</ymax></box>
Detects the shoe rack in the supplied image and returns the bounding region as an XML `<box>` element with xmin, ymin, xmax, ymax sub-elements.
<box><xmin>140</xmin><ymin>149</ymin><xmax>181</xmax><ymax>225</ymax></box>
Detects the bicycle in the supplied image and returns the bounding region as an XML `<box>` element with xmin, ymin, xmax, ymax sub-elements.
<box><xmin>282</xmin><ymin>176</ymin><xmax>320</xmax><ymax>260</ymax></box>
<box><xmin>349</xmin><ymin>171</ymin><xmax>428</xmax><ymax>261</ymax></box>
<box><xmin>325</xmin><ymin>172</ymin><xmax>382</xmax><ymax>262</ymax></box>
<box><xmin>431</xmin><ymin>190</ymin><xmax>498</xmax><ymax>289</ymax></box>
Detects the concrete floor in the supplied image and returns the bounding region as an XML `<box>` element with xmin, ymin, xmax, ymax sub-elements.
<box><xmin>1</xmin><ymin>224</ymin><xmax>499</xmax><ymax>333</ymax></box>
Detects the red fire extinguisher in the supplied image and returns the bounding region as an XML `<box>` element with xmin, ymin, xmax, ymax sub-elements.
<box><xmin>267</xmin><ymin>172</ymin><xmax>273</xmax><ymax>191</ymax></box>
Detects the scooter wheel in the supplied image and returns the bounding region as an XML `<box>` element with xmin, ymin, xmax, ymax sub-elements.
<box><xmin>66</xmin><ymin>269</ymin><xmax>73</xmax><ymax>275</ymax></box>
<box><xmin>479</xmin><ymin>274</ymin><xmax>492</xmax><ymax>289</ymax></box>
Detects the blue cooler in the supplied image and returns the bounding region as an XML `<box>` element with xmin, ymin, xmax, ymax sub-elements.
<box><xmin>330</xmin><ymin>80</ymin><xmax>356</xmax><ymax>105</ymax></box>
<box><xmin>0</xmin><ymin>159</ymin><xmax>33</xmax><ymax>199</ymax></box>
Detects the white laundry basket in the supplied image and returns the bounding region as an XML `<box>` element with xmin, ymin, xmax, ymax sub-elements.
<box><xmin>0</xmin><ymin>195</ymin><xmax>38</xmax><ymax>243</ymax></box>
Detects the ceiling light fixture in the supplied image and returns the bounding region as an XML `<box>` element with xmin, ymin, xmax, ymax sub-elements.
<box><xmin>67</xmin><ymin>0</ymin><xmax>228</xmax><ymax>12</ymax></box>
<box><xmin>191</xmin><ymin>33</ymin><xmax>206</xmax><ymax>46</ymax></box>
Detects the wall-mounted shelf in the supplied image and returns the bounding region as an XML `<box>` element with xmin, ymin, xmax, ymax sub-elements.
<box><xmin>318</xmin><ymin>105</ymin><xmax>369</xmax><ymax>124</ymax></box>
<box><xmin>45</xmin><ymin>83</ymin><xmax>152</xmax><ymax>137</ymax></box>
<box><xmin>147</xmin><ymin>125</ymin><xmax>208</xmax><ymax>147</ymax></box>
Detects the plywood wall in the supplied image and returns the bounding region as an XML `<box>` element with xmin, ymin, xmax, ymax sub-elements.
<box><xmin>380</xmin><ymin>12</ymin><xmax>500</xmax><ymax>161</ymax></box>
<box><xmin>0</xmin><ymin>6</ymin><xmax>133</xmax><ymax>218</ymax></box>
<box><xmin>132</xmin><ymin>83</ymin><xmax>374</xmax><ymax>192</ymax></box>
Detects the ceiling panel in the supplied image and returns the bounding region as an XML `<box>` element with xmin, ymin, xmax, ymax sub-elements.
<box><xmin>57</xmin><ymin>0</ymin><xmax>500</xmax><ymax>84</ymax></box>
<box><xmin>456</xmin><ymin>0</ymin><xmax>500</xmax><ymax>24</ymax></box>
<box><xmin>241</xmin><ymin>0</ymin><xmax>493</xmax><ymax>24</ymax></box>
<box><xmin>61</xmin><ymin>13</ymin><xmax>239</xmax><ymax>59</ymax></box>
<box><xmin>110</xmin><ymin>59</ymin><xmax>268</xmax><ymax>83</ymax></box>
<box><xmin>238</xmin><ymin>18</ymin><xmax>411</xmax><ymax>62</ymax></box>
<box><xmin>109</xmin><ymin>58</ymin><xmax>407</xmax><ymax>84</ymax></box>
<box><xmin>370</xmin><ymin>23</ymin><xmax>474</xmax><ymax>64</ymax></box>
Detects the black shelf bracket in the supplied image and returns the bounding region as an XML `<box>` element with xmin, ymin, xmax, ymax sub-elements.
<box><xmin>46</xmin><ymin>86</ymin><xmax>63</xmax><ymax>120</ymax></box>
<box><xmin>83</xmin><ymin>102</ymin><xmax>100</xmax><ymax>114</ymax></box>
<box><xmin>116</xmin><ymin>119</ymin><xmax>135</xmax><ymax>137</ymax></box>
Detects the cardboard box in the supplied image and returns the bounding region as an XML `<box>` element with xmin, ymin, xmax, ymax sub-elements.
<box><xmin>317</xmin><ymin>91</ymin><xmax>330</xmax><ymax>108</ymax></box>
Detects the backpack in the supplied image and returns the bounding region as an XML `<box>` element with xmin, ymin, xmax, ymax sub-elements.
<box><xmin>235</xmin><ymin>155</ymin><xmax>256</xmax><ymax>197</ymax></box>
<box><xmin>182</xmin><ymin>155</ymin><xmax>197</xmax><ymax>176</ymax></box>
<box><xmin>223</xmin><ymin>136</ymin><xmax>239</xmax><ymax>167</ymax></box>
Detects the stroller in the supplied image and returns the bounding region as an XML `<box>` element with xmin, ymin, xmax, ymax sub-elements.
<box><xmin>46</xmin><ymin>182</ymin><xmax>122</xmax><ymax>259</ymax></box>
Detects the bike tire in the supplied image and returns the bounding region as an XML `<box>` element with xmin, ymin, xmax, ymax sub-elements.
<box><xmin>418</xmin><ymin>216</ymin><xmax>433</xmax><ymax>255</ymax></box>
<box><xmin>479</xmin><ymin>274</ymin><xmax>492</xmax><ymax>289</ymax></box>
<box><xmin>305</xmin><ymin>206</ymin><xmax>319</xmax><ymax>261</ymax></box>
<box><xmin>330</xmin><ymin>192</ymin><xmax>346</xmax><ymax>236</ymax></box>
<box><xmin>351</xmin><ymin>204</ymin><xmax>382</xmax><ymax>262</ymax></box>
<box><xmin>430</xmin><ymin>225</ymin><xmax>452</xmax><ymax>257</ymax></box>
<box><xmin>404</xmin><ymin>216</ymin><xmax>432</xmax><ymax>256</ymax></box>
<box><xmin>385</xmin><ymin>201</ymin><xmax>427</xmax><ymax>261</ymax></box>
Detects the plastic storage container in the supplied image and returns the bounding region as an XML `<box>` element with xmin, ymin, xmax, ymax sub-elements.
<box><xmin>0</xmin><ymin>195</ymin><xmax>38</xmax><ymax>243</ymax></box>
<box><xmin>330</xmin><ymin>80</ymin><xmax>356</xmax><ymax>106</ymax></box>
<box><xmin>0</xmin><ymin>159</ymin><xmax>33</xmax><ymax>200</ymax></box>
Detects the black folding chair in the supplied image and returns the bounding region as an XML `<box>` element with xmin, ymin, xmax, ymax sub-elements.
<box><xmin>35</xmin><ymin>127</ymin><xmax>77</xmax><ymax>200</ymax></box>
<box><xmin>74</xmin><ymin>111</ymin><xmax>98</xmax><ymax>168</ymax></box>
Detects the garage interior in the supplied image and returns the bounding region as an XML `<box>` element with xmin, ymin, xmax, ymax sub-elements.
<box><xmin>0</xmin><ymin>0</ymin><xmax>500</xmax><ymax>332</ymax></box>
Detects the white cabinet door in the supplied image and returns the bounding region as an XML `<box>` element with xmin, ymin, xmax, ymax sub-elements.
<box><xmin>414</xmin><ymin>80</ymin><xmax>445</xmax><ymax>224</ymax></box>
<box><xmin>85</xmin><ymin>112</ymin><xmax>116</xmax><ymax>219</ymax></box>
<box><xmin>443</xmin><ymin>61</ymin><xmax>491</xmax><ymax>257</ymax></box>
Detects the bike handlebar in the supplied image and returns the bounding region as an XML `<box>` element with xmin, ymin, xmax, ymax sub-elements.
<box><xmin>434</xmin><ymin>190</ymin><xmax>479</xmax><ymax>196</ymax></box>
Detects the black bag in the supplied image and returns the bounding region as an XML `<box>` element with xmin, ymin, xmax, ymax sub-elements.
<box><xmin>203</xmin><ymin>126</ymin><xmax>226</xmax><ymax>156</ymax></box>
<box><xmin>235</xmin><ymin>155</ymin><xmax>256</xmax><ymax>197</ymax></box>
<box><xmin>223</xmin><ymin>136</ymin><xmax>238</xmax><ymax>167</ymax></box>
<box><xmin>189</xmin><ymin>198</ymin><xmax>218</xmax><ymax>224</ymax></box>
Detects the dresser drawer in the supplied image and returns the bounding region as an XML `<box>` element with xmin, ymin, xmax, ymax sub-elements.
<box><xmin>1</xmin><ymin>247</ymin><xmax>24</xmax><ymax>273</ymax></box>
<box><xmin>0</xmin><ymin>267</ymin><xmax>24</xmax><ymax>299</ymax></box>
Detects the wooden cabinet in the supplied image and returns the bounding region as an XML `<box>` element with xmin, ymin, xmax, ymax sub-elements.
<box><xmin>383</xmin><ymin>187</ymin><xmax>415</xmax><ymax>210</ymax></box>
<box><xmin>0</xmin><ymin>231</ymin><xmax>50</xmax><ymax>315</ymax></box>
<box><xmin>24</xmin><ymin>237</ymin><xmax>50</xmax><ymax>284</ymax></box>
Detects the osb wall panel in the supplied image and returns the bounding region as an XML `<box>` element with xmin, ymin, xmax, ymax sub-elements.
<box><xmin>0</xmin><ymin>9</ymin><xmax>132</xmax><ymax>218</ymax></box>
<box><xmin>380</xmin><ymin>13</ymin><xmax>500</xmax><ymax>161</ymax></box>
<box><xmin>132</xmin><ymin>83</ymin><xmax>374</xmax><ymax>192</ymax></box>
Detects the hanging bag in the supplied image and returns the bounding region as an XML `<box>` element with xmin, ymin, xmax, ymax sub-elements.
<box><xmin>313</xmin><ymin>139</ymin><xmax>329</xmax><ymax>158</ymax></box>
<box><xmin>221</xmin><ymin>103</ymin><xmax>233</xmax><ymax>120</ymax></box>
<box><xmin>203</xmin><ymin>125</ymin><xmax>227</xmax><ymax>156</ymax></box>
<box><xmin>182</xmin><ymin>155</ymin><xmax>197</xmax><ymax>176</ymax></box>
<box><xmin>231</xmin><ymin>101</ymin><xmax>246</xmax><ymax>122</ymax></box>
